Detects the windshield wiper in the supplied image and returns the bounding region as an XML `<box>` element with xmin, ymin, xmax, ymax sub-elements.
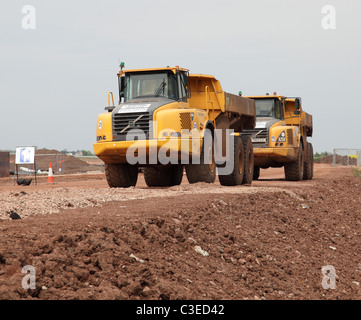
<box><xmin>155</xmin><ymin>81</ymin><xmax>166</xmax><ymax>97</ymax></box>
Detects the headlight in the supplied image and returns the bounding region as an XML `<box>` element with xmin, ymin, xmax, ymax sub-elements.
<box><xmin>98</xmin><ymin>120</ymin><xmax>103</xmax><ymax>130</ymax></box>
<box><xmin>277</xmin><ymin>131</ymin><xmax>286</xmax><ymax>142</ymax></box>
<box><xmin>162</xmin><ymin>131</ymin><xmax>181</xmax><ymax>138</ymax></box>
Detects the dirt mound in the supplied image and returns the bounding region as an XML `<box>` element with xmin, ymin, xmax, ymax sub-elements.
<box><xmin>36</xmin><ymin>149</ymin><xmax>62</xmax><ymax>155</ymax></box>
<box><xmin>315</xmin><ymin>155</ymin><xmax>357</xmax><ymax>166</ymax></box>
<box><xmin>35</xmin><ymin>149</ymin><xmax>89</xmax><ymax>174</ymax></box>
<box><xmin>1</xmin><ymin>173</ymin><xmax>361</xmax><ymax>300</ymax></box>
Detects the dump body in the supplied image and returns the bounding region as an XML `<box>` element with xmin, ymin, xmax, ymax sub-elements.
<box><xmin>224</xmin><ymin>93</ymin><xmax>256</xmax><ymax>116</ymax></box>
<box><xmin>186</xmin><ymin>74</ymin><xmax>255</xmax><ymax>117</ymax></box>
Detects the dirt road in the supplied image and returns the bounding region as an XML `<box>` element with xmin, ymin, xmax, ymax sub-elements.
<box><xmin>1</xmin><ymin>164</ymin><xmax>361</xmax><ymax>300</ymax></box>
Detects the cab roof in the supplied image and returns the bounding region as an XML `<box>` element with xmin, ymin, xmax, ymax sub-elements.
<box><xmin>122</xmin><ymin>66</ymin><xmax>217</xmax><ymax>79</ymax></box>
<box><xmin>245</xmin><ymin>95</ymin><xmax>286</xmax><ymax>99</ymax></box>
<box><xmin>124</xmin><ymin>66</ymin><xmax>189</xmax><ymax>74</ymax></box>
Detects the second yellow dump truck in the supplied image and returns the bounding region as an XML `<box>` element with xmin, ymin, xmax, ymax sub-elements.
<box><xmin>93</xmin><ymin>64</ymin><xmax>257</xmax><ymax>188</ymax></box>
<box><xmin>243</xmin><ymin>93</ymin><xmax>313</xmax><ymax>181</ymax></box>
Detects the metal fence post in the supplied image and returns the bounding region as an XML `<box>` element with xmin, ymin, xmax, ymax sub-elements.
<box><xmin>357</xmin><ymin>151</ymin><xmax>361</xmax><ymax>167</ymax></box>
<box><xmin>56</xmin><ymin>153</ymin><xmax>59</xmax><ymax>174</ymax></box>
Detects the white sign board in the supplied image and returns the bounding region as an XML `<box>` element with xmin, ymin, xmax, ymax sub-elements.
<box><xmin>255</xmin><ymin>121</ymin><xmax>267</xmax><ymax>129</ymax></box>
<box><xmin>15</xmin><ymin>147</ymin><xmax>35</xmax><ymax>165</ymax></box>
<box><xmin>118</xmin><ymin>104</ymin><xmax>151</xmax><ymax>114</ymax></box>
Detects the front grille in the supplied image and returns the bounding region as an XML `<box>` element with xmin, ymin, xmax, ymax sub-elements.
<box><xmin>180</xmin><ymin>112</ymin><xmax>192</xmax><ymax>130</ymax></box>
<box><xmin>245</xmin><ymin>129</ymin><xmax>269</xmax><ymax>146</ymax></box>
<box><xmin>113</xmin><ymin>112</ymin><xmax>151</xmax><ymax>137</ymax></box>
<box><xmin>287</xmin><ymin>129</ymin><xmax>293</xmax><ymax>145</ymax></box>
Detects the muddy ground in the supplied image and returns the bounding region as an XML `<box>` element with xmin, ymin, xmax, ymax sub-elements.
<box><xmin>0</xmin><ymin>164</ymin><xmax>361</xmax><ymax>300</ymax></box>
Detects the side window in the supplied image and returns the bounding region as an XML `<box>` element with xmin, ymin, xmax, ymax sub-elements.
<box><xmin>182</xmin><ymin>72</ymin><xmax>189</xmax><ymax>96</ymax></box>
<box><xmin>178</xmin><ymin>72</ymin><xmax>187</xmax><ymax>101</ymax></box>
<box><xmin>168</xmin><ymin>73</ymin><xmax>178</xmax><ymax>100</ymax></box>
<box><xmin>275</xmin><ymin>99</ymin><xmax>282</xmax><ymax>119</ymax></box>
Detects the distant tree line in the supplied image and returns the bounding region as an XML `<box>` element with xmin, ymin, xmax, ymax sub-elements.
<box><xmin>314</xmin><ymin>151</ymin><xmax>332</xmax><ymax>158</ymax></box>
<box><xmin>314</xmin><ymin>151</ymin><xmax>332</xmax><ymax>161</ymax></box>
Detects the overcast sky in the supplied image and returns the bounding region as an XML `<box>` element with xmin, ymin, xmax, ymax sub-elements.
<box><xmin>1</xmin><ymin>0</ymin><xmax>360</xmax><ymax>153</ymax></box>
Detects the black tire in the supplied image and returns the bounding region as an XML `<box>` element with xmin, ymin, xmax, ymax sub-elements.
<box><xmin>284</xmin><ymin>145</ymin><xmax>304</xmax><ymax>181</ymax></box>
<box><xmin>170</xmin><ymin>165</ymin><xmax>184</xmax><ymax>186</ymax></box>
<box><xmin>218</xmin><ymin>136</ymin><xmax>244</xmax><ymax>186</ymax></box>
<box><xmin>144</xmin><ymin>165</ymin><xmax>183</xmax><ymax>187</ymax></box>
<box><xmin>241</xmin><ymin>135</ymin><xmax>254</xmax><ymax>185</ymax></box>
<box><xmin>105</xmin><ymin>163</ymin><xmax>138</xmax><ymax>188</ymax></box>
<box><xmin>185</xmin><ymin>129</ymin><xmax>216</xmax><ymax>184</ymax></box>
<box><xmin>253</xmin><ymin>166</ymin><xmax>260</xmax><ymax>180</ymax></box>
<box><xmin>303</xmin><ymin>142</ymin><xmax>314</xmax><ymax>180</ymax></box>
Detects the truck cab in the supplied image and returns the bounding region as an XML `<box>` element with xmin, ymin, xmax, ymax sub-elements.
<box><xmin>244</xmin><ymin>94</ymin><xmax>313</xmax><ymax>181</ymax></box>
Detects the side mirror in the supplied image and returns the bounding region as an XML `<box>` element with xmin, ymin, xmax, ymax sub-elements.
<box><xmin>295</xmin><ymin>98</ymin><xmax>301</xmax><ymax>110</ymax></box>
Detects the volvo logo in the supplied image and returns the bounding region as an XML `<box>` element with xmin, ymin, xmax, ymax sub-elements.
<box><xmin>120</xmin><ymin>114</ymin><xmax>144</xmax><ymax>134</ymax></box>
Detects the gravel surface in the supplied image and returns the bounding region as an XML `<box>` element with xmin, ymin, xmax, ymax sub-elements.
<box><xmin>0</xmin><ymin>183</ymin><xmax>302</xmax><ymax>219</ymax></box>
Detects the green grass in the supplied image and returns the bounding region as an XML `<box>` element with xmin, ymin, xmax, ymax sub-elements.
<box><xmin>353</xmin><ymin>168</ymin><xmax>361</xmax><ymax>178</ymax></box>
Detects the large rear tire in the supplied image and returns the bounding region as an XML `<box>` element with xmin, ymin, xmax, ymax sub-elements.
<box><xmin>303</xmin><ymin>142</ymin><xmax>314</xmax><ymax>180</ymax></box>
<box><xmin>144</xmin><ymin>165</ymin><xmax>183</xmax><ymax>187</ymax></box>
<box><xmin>185</xmin><ymin>129</ymin><xmax>216</xmax><ymax>184</ymax></box>
<box><xmin>241</xmin><ymin>135</ymin><xmax>254</xmax><ymax>185</ymax></box>
<box><xmin>105</xmin><ymin>163</ymin><xmax>138</xmax><ymax>188</ymax></box>
<box><xmin>284</xmin><ymin>145</ymin><xmax>304</xmax><ymax>181</ymax></box>
<box><xmin>218</xmin><ymin>136</ymin><xmax>244</xmax><ymax>186</ymax></box>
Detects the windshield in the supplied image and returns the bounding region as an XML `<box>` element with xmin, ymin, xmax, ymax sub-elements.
<box><xmin>123</xmin><ymin>72</ymin><xmax>178</xmax><ymax>102</ymax></box>
<box><xmin>255</xmin><ymin>99</ymin><xmax>282</xmax><ymax>119</ymax></box>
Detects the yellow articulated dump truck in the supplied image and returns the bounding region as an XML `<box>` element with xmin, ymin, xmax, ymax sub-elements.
<box><xmin>243</xmin><ymin>94</ymin><xmax>313</xmax><ymax>181</ymax></box>
<box><xmin>93</xmin><ymin>63</ymin><xmax>257</xmax><ymax>188</ymax></box>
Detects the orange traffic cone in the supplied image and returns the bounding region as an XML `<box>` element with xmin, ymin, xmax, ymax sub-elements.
<box><xmin>47</xmin><ymin>163</ymin><xmax>54</xmax><ymax>184</ymax></box>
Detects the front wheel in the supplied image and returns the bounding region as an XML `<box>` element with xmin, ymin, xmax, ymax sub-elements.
<box><xmin>284</xmin><ymin>145</ymin><xmax>304</xmax><ymax>181</ymax></box>
<box><xmin>144</xmin><ymin>165</ymin><xmax>183</xmax><ymax>187</ymax></box>
<box><xmin>185</xmin><ymin>129</ymin><xmax>216</xmax><ymax>184</ymax></box>
<box><xmin>105</xmin><ymin>163</ymin><xmax>138</xmax><ymax>188</ymax></box>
